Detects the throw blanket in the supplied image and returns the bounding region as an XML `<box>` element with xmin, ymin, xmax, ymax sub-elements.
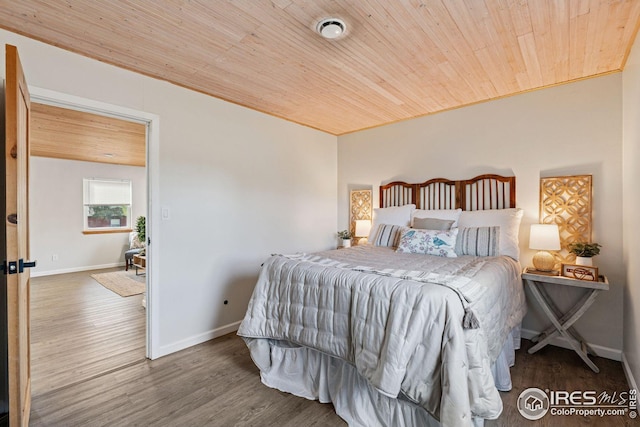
<box><xmin>277</xmin><ymin>252</ymin><xmax>486</xmax><ymax>329</ymax></box>
<box><xmin>238</xmin><ymin>246</ymin><xmax>526</xmax><ymax>426</ymax></box>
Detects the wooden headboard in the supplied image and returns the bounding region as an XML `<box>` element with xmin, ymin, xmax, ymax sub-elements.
<box><xmin>380</xmin><ymin>174</ymin><xmax>516</xmax><ymax>210</ymax></box>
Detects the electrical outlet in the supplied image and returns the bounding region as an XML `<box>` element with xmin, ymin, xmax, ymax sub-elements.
<box><xmin>51</xmin><ymin>254</ymin><xmax>59</xmax><ymax>262</ymax></box>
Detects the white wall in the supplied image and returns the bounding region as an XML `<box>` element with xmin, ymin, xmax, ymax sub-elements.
<box><xmin>622</xmin><ymin>33</ymin><xmax>640</xmax><ymax>389</ymax></box>
<box><xmin>29</xmin><ymin>157</ymin><xmax>146</xmax><ymax>276</ymax></box>
<box><xmin>338</xmin><ymin>74</ymin><xmax>624</xmax><ymax>356</ymax></box>
<box><xmin>0</xmin><ymin>30</ymin><xmax>338</xmax><ymax>357</ymax></box>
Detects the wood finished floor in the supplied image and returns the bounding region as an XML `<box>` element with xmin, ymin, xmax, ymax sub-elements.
<box><xmin>30</xmin><ymin>271</ymin><xmax>632</xmax><ymax>426</ymax></box>
<box><xmin>486</xmin><ymin>339</ymin><xmax>633</xmax><ymax>427</ymax></box>
<box><xmin>30</xmin><ymin>268</ymin><xmax>146</xmax><ymax>396</ymax></box>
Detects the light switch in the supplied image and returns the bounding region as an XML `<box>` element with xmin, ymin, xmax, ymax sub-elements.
<box><xmin>161</xmin><ymin>206</ymin><xmax>170</xmax><ymax>220</ymax></box>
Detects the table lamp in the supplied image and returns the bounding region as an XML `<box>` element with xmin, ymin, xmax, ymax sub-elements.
<box><xmin>529</xmin><ymin>224</ymin><xmax>561</xmax><ymax>272</ymax></box>
<box><xmin>355</xmin><ymin>220</ymin><xmax>372</xmax><ymax>245</ymax></box>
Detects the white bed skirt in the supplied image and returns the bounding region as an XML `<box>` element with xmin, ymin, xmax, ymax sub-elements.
<box><xmin>245</xmin><ymin>326</ymin><xmax>521</xmax><ymax>427</ymax></box>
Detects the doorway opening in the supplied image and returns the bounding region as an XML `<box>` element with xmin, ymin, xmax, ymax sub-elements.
<box><xmin>27</xmin><ymin>87</ymin><xmax>160</xmax><ymax>395</ymax></box>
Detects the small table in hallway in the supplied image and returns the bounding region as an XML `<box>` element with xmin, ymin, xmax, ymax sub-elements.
<box><xmin>132</xmin><ymin>254</ymin><xmax>146</xmax><ymax>276</ymax></box>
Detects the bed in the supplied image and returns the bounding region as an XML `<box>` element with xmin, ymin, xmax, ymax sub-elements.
<box><xmin>237</xmin><ymin>174</ymin><xmax>527</xmax><ymax>427</ymax></box>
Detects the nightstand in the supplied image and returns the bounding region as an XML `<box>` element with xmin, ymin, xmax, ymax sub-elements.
<box><xmin>522</xmin><ymin>269</ymin><xmax>609</xmax><ymax>373</ymax></box>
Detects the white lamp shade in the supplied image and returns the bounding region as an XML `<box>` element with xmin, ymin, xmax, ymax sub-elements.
<box><xmin>355</xmin><ymin>220</ymin><xmax>372</xmax><ymax>238</ymax></box>
<box><xmin>529</xmin><ymin>224</ymin><xmax>561</xmax><ymax>250</ymax></box>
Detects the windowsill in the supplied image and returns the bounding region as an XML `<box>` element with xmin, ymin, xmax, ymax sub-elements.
<box><xmin>83</xmin><ymin>228</ymin><xmax>133</xmax><ymax>235</ymax></box>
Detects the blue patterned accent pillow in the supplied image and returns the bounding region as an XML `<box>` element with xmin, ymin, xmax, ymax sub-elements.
<box><xmin>396</xmin><ymin>228</ymin><xmax>458</xmax><ymax>257</ymax></box>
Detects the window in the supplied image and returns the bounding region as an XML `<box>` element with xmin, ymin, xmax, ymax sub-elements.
<box><xmin>83</xmin><ymin>178</ymin><xmax>132</xmax><ymax>232</ymax></box>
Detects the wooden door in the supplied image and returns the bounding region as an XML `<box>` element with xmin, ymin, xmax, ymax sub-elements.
<box><xmin>4</xmin><ymin>44</ymin><xmax>32</xmax><ymax>427</ymax></box>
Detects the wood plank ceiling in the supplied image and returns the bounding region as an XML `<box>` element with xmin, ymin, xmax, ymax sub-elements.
<box><xmin>1</xmin><ymin>1</ymin><xmax>639</xmax><ymax>135</ymax></box>
<box><xmin>31</xmin><ymin>103</ymin><xmax>146</xmax><ymax>167</ymax></box>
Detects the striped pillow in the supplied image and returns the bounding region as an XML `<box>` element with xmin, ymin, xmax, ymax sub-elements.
<box><xmin>456</xmin><ymin>226</ymin><xmax>500</xmax><ymax>257</ymax></box>
<box><xmin>372</xmin><ymin>224</ymin><xmax>405</xmax><ymax>247</ymax></box>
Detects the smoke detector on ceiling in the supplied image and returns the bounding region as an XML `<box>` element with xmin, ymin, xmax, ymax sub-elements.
<box><xmin>317</xmin><ymin>18</ymin><xmax>346</xmax><ymax>39</ymax></box>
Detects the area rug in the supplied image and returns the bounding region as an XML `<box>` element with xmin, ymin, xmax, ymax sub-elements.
<box><xmin>91</xmin><ymin>270</ymin><xmax>145</xmax><ymax>297</ymax></box>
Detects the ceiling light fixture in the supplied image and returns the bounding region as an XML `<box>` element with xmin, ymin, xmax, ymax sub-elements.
<box><xmin>316</xmin><ymin>18</ymin><xmax>346</xmax><ymax>39</ymax></box>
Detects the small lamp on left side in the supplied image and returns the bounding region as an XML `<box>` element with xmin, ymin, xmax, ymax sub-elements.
<box><xmin>529</xmin><ymin>224</ymin><xmax>561</xmax><ymax>272</ymax></box>
<box><xmin>355</xmin><ymin>220</ymin><xmax>372</xmax><ymax>245</ymax></box>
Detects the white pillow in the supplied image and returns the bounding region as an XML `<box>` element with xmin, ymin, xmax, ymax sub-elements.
<box><xmin>369</xmin><ymin>204</ymin><xmax>416</xmax><ymax>241</ymax></box>
<box><xmin>396</xmin><ymin>228</ymin><xmax>458</xmax><ymax>257</ymax></box>
<box><xmin>411</xmin><ymin>209</ymin><xmax>462</xmax><ymax>227</ymax></box>
<box><xmin>457</xmin><ymin>208</ymin><xmax>524</xmax><ymax>260</ymax></box>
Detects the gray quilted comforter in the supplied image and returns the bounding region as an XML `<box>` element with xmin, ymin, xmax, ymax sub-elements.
<box><xmin>238</xmin><ymin>246</ymin><xmax>526</xmax><ymax>425</ymax></box>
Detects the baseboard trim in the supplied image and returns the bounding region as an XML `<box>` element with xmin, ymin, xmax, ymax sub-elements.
<box><xmin>621</xmin><ymin>352</ymin><xmax>639</xmax><ymax>391</ymax></box>
<box><xmin>31</xmin><ymin>262</ymin><xmax>125</xmax><ymax>277</ymax></box>
<box><xmin>152</xmin><ymin>320</ymin><xmax>242</xmax><ymax>360</ymax></box>
<box><xmin>521</xmin><ymin>328</ymin><xmax>622</xmax><ymax>362</ymax></box>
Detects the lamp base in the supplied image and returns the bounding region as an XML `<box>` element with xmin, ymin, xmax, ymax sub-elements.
<box><xmin>532</xmin><ymin>250</ymin><xmax>556</xmax><ymax>272</ymax></box>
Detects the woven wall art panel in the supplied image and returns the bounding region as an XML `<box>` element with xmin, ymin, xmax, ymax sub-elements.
<box><xmin>540</xmin><ymin>175</ymin><xmax>592</xmax><ymax>267</ymax></box>
<box><xmin>350</xmin><ymin>189</ymin><xmax>372</xmax><ymax>238</ymax></box>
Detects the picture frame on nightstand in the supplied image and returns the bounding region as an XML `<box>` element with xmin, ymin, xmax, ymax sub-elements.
<box><xmin>561</xmin><ymin>263</ymin><xmax>599</xmax><ymax>282</ymax></box>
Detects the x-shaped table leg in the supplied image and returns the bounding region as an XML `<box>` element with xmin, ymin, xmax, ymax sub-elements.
<box><xmin>525</xmin><ymin>279</ymin><xmax>601</xmax><ymax>373</ymax></box>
